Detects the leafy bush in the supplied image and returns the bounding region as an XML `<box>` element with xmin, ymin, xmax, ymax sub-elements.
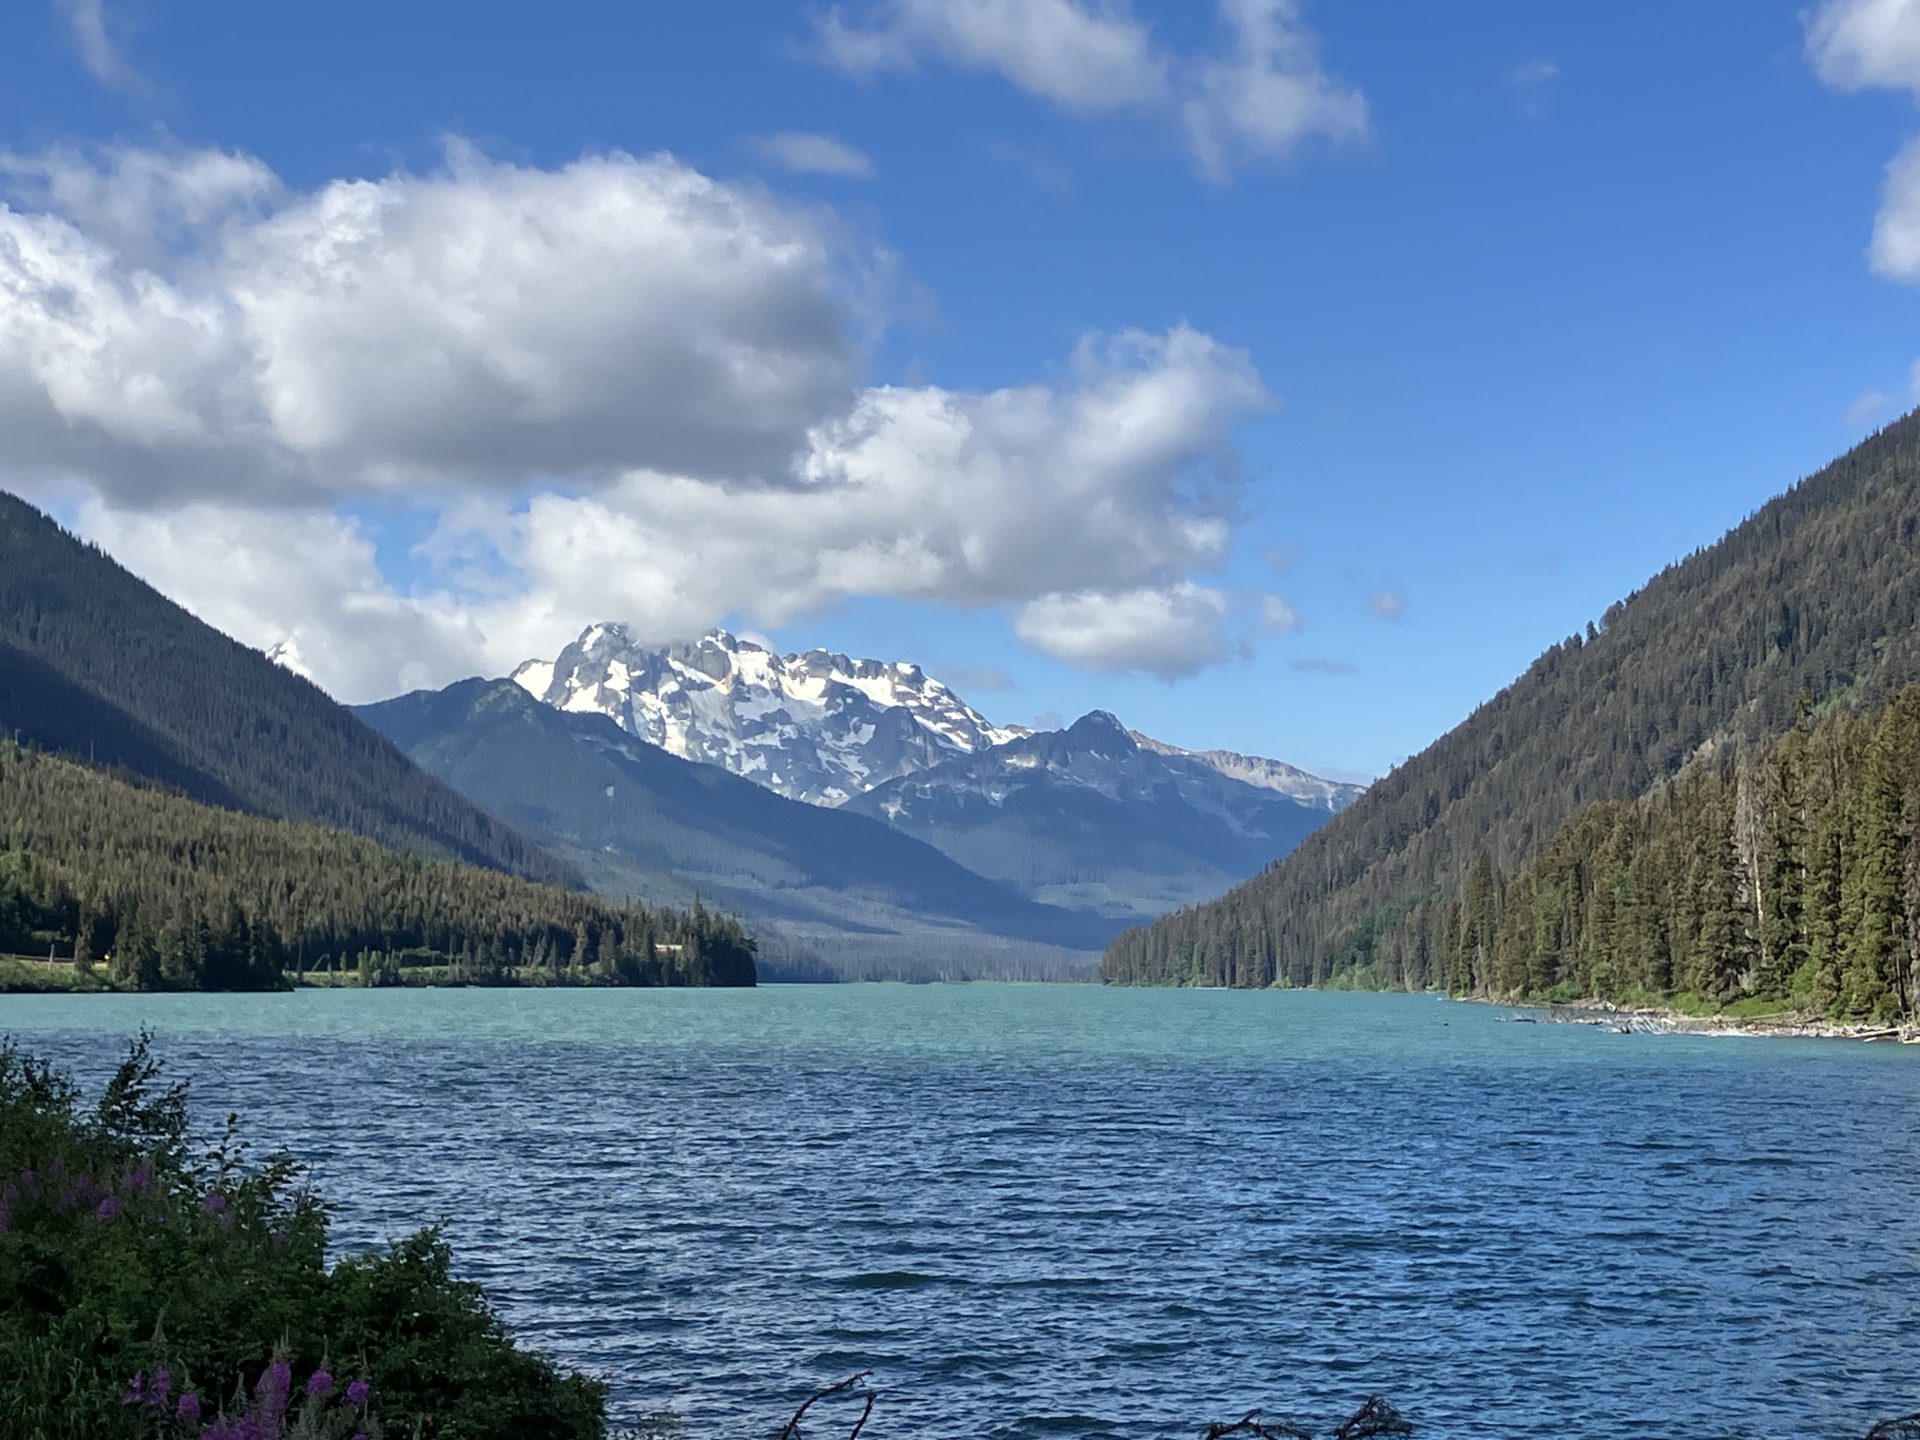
<box><xmin>0</xmin><ymin>1036</ymin><xmax>609</xmax><ymax>1440</ymax></box>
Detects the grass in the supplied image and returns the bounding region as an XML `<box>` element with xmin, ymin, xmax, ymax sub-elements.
<box><xmin>0</xmin><ymin>955</ymin><xmax>117</xmax><ymax>994</ymax></box>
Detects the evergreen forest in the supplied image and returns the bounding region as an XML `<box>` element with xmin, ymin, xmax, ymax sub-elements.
<box><xmin>1104</xmin><ymin>413</ymin><xmax>1920</xmax><ymax>1013</ymax></box>
<box><xmin>0</xmin><ymin>744</ymin><xmax>756</xmax><ymax>991</ymax></box>
<box><xmin>0</xmin><ymin>493</ymin><xmax>564</xmax><ymax>883</ymax></box>
<box><xmin>1108</xmin><ymin>688</ymin><xmax>1920</xmax><ymax>1022</ymax></box>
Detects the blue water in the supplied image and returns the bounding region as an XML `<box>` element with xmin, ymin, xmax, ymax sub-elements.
<box><xmin>2</xmin><ymin>985</ymin><xmax>1916</xmax><ymax>1439</ymax></box>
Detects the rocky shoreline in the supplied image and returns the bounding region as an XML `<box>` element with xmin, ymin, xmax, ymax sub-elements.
<box><xmin>1502</xmin><ymin>999</ymin><xmax>1920</xmax><ymax>1044</ymax></box>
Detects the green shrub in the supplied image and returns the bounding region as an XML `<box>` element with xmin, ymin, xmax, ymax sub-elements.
<box><xmin>0</xmin><ymin>1036</ymin><xmax>609</xmax><ymax>1440</ymax></box>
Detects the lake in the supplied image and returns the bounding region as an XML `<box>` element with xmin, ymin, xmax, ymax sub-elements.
<box><xmin>2</xmin><ymin>984</ymin><xmax>1916</xmax><ymax>1439</ymax></box>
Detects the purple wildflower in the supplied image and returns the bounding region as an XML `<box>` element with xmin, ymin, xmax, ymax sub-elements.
<box><xmin>0</xmin><ymin>1206</ymin><xmax>10</xmax><ymax>1236</ymax></box>
<box><xmin>254</xmin><ymin>1358</ymin><xmax>292</xmax><ymax>1420</ymax></box>
<box><xmin>346</xmin><ymin>1378</ymin><xmax>371</xmax><ymax>1407</ymax></box>
<box><xmin>305</xmin><ymin>1369</ymin><xmax>334</xmax><ymax>1399</ymax></box>
<box><xmin>201</xmin><ymin>1190</ymin><xmax>228</xmax><ymax>1214</ymax></box>
<box><xmin>120</xmin><ymin>1372</ymin><xmax>145</xmax><ymax>1406</ymax></box>
<box><xmin>149</xmin><ymin>1366</ymin><xmax>171</xmax><ymax>1409</ymax></box>
<box><xmin>352</xmin><ymin>1434</ymin><xmax>370</xmax><ymax>1440</ymax></box>
<box><xmin>19</xmin><ymin>1169</ymin><xmax>38</xmax><ymax>1200</ymax></box>
<box><xmin>96</xmin><ymin>1195</ymin><xmax>122</xmax><ymax>1221</ymax></box>
<box><xmin>176</xmin><ymin>1391</ymin><xmax>202</xmax><ymax>1423</ymax></box>
<box><xmin>124</xmin><ymin>1162</ymin><xmax>153</xmax><ymax>1194</ymax></box>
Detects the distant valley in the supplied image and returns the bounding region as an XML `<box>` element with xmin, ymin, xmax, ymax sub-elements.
<box><xmin>358</xmin><ymin>624</ymin><xmax>1360</xmax><ymax>977</ymax></box>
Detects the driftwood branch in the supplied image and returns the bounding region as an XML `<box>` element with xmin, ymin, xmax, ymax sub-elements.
<box><xmin>765</xmin><ymin>1381</ymin><xmax>1920</xmax><ymax>1440</ymax></box>
<box><xmin>1202</xmin><ymin>1410</ymin><xmax>1314</xmax><ymax>1440</ymax></box>
<box><xmin>1202</xmin><ymin>1396</ymin><xmax>1413</xmax><ymax>1440</ymax></box>
<box><xmin>779</xmin><ymin>1371</ymin><xmax>876</xmax><ymax>1440</ymax></box>
<box><xmin>1334</xmin><ymin>1397</ymin><xmax>1413</xmax><ymax>1440</ymax></box>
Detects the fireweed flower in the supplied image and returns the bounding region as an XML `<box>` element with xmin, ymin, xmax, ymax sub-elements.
<box><xmin>346</xmin><ymin>1378</ymin><xmax>371</xmax><ymax>1407</ymax></box>
<box><xmin>252</xmin><ymin>1357</ymin><xmax>294</xmax><ymax>1421</ymax></box>
<box><xmin>177</xmin><ymin>1391</ymin><xmax>202</xmax><ymax>1422</ymax></box>
<box><xmin>201</xmin><ymin>1190</ymin><xmax>228</xmax><ymax>1214</ymax></box>
<box><xmin>149</xmin><ymin>1366</ymin><xmax>171</xmax><ymax>1408</ymax></box>
<box><xmin>96</xmin><ymin>1195</ymin><xmax>122</xmax><ymax>1221</ymax></box>
<box><xmin>306</xmin><ymin>1369</ymin><xmax>334</xmax><ymax>1398</ymax></box>
<box><xmin>120</xmin><ymin>1372</ymin><xmax>144</xmax><ymax>1405</ymax></box>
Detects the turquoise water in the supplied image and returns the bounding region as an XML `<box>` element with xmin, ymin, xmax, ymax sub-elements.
<box><xmin>3</xmin><ymin>985</ymin><xmax>1917</xmax><ymax>1438</ymax></box>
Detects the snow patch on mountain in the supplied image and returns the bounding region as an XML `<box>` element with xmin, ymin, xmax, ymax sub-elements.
<box><xmin>1129</xmin><ymin>732</ymin><xmax>1362</xmax><ymax>812</ymax></box>
<box><xmin>852</xmin><ymin>710</ymin><xmax>1352</xmax><ymax>835</ymax></box>
<box><xmin>513</xmin><ymin>623</ymin><xmax>1029</xmax><ymax>806</ymax></box>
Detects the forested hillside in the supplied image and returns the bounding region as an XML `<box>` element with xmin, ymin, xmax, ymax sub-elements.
<box><xmin>1105</xmin><ymin>412</ymin><xmax>1920</xmax><ymax>991</ymax></box>
<box><xmin>0</xmin><ymin>493</ymin><xmax>562</xmax><ymax>882</ymax></box>
<box><xmin>843</xmin><ymin>710</ymin><xmax>1342</xmax><ymax>920</ymax></box>
<box><xmin>0</xmin><ymin>744</ymin><xmax>756</xmax><ymax>990</ymax></box>
<box><xmin>1439</xmin><ymin>689</ymin><xmax>1919</xmax><ymax>1019</ymax></box>
<box><xmin>360</xmin><ymin>680</ymin><xmax>1119</xmax><ymax>982</ymax></box>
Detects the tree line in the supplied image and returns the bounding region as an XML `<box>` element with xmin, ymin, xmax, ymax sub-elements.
<box><xmin>1105</xmin><ymin>410</ymin><xmax>1920</xmax><ymax>997</ymax></box>
<box><xmin>0</xmin><ymin>744</ymin><xmax>756</xmax><ymax>990</ymax></box>
<box><xmin>1108</xmin><ymin>687</ymin><xmax>1920</xmax><ymax>1021</ymax></box>
<box><xmin>0</xmin><ymin>491</ymin><xmax>564</xmax><ymax>883</ymax></box>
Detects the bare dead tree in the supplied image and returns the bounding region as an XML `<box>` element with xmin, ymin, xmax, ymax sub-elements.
<box><xmin>1866</xmin><ymin>1415</ymin><xmax>1920</xmax><ymax>1440</ymax></box>
<box><xmin>1334</xmin><ymin>1396</ymin><xmax>1413</xmax><ymax>1440</ymax></box>
<box><xmin>778</xmin><ymin>1371</ymin><xmax>877</xmax><ymax>1440</ymax></box>
<box><xmin>1201</xmin><ymin>1410</ymin><xmax>1315</xmax><ymax>1440</ymax></box>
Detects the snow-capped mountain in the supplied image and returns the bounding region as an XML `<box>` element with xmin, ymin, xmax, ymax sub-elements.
<box><xmin>1128</xmin><ymin>732</ymin><xmax>1362</xmax><ymax>813</ymax></box>
<box><xmin>512</xmin><ymin>623</ymin><xmax>1029</xmax><ymax>806</ymax></box>
<box><xmin>840</xmin><ymin>710</ymin><xmax>1358</xmax><ymax>919</ymax></box>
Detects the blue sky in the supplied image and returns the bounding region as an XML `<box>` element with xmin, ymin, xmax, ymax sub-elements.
<box><xmin>2</xmin><ymin>1</ymin><xmax>1917</xmax><ymax>782</ymax></box>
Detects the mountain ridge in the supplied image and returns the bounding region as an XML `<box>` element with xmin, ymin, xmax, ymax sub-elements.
<box><xmin>510</xmin><ymin>622</ymin><xmax>1355</xmax><ymax>816</ymax></box>
<box><xmin>0</xmin><ymin>492</ymin><xmax>566</xmax><ymax>885</ymax></box>
<box><xmin>1104</xmin><ymin>410</ymin><xmax>1920</xmax><ymax>987</ymax></box>
<box><xmin>512</xmin><ymin>623</ymin><xmax>1028</xmax><ymax>807</ymax></box>
<box><xmin>358</xmin><ymin>678</ymin><xmax>1125</xmax><ymax>969</ymax></box>
<box><xmin>843</xmin><ymin>708</ymin><xmax>1358</xmax><ymax>920</ymax></box>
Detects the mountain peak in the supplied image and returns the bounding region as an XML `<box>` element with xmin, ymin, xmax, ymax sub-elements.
<box><xmin>513</xmin><ymin>625</ymin><xmax>1028</xmax><ymax>806</ymax></box>
<box><xmin>1064</xmin><ymin>710</ymin><xmax>1134</xmax><ymax>751</ymax></box>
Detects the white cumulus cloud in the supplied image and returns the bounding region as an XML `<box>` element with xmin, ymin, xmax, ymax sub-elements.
<box><xmin>6</xmin><ymin>140</ymin><xmax>1288</xmax><ymax>700</ymax></box>
<box><xmin>748</xmin><ymin>132</ymin><xmax>878</xmax><ymax>178</ymax></box>
<box><xmin>1808</xmin><ymin>0</ymin><xmax>1920</xmax><ymax>95</ymax></box>
<box><xmin>1013</xmin><ymin>582</ymin><xmax>1233</xmax><ymax>680</ymax></box>
<box><xmin>1807</xmin><ymin>0</ymin><xmax>1920</xmax><ymax>280</ymax></box>
<box><xmin>1256</xmin><ymin>593</ymin><xmax>1300</xmax><ymax>633</ymax></box>
<box><xmin>814</xmin><ymin>0</ymin><xmax>1168</xmax><ymax>112</ymax></box>
<box><xmin>812</xmin><ymin>0</ymin><xmax>1366</xmax><ymax>179</ymax></box>
<box><xmin>0</xmin><ymin>140</ymin><xmax>867</xmax><ymax>503</ymax></box>
<box><xmin>55</xmin><ymin>0</ymin><xmax>141</xmax><ymax>91</ymax></box>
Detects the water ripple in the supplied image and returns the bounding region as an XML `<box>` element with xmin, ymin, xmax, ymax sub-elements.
<box><xmin>5</xmin><ymin>985</ymin><xmax>1919</xmax><ymax>1439</ymax></box>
